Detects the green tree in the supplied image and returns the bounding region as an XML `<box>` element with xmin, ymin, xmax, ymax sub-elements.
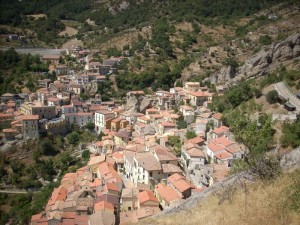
<box><xmin>40</xmin><ymin>139</ymin><xmax>58</xmax><ymax>156</ymax></box>
<box><xmin>266</xmin><ymin>90</ymin><xmax>278</xmax><ymax>104</ymax></box>
<box><xmin>86</xmin><ymin>121</ymin><xmax>95</xmax><ymax>131</ymax></box>
<box><xmin>186</xmin><ymin>131</ymin><xmax>197</xmax><ymax>139</ymax></box>
<box><xmin>67</xmin><ymin>132</ymin><xmax>80</xmax><ymax>145</ymax></box>
<box><xmin>82</xmin><ymin>150</ymin><xmax>90</xmax><ymax>161</ymax></box>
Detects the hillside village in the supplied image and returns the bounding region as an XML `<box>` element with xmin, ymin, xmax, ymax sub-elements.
<box><xmin>0</xmin><ymin>45</ymin><xmax>256</xmax><ymax>225</ymax></box>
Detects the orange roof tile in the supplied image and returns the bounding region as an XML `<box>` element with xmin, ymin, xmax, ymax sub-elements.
<box><xmin>105</xmin><ymin>182</ymin><xmax>119</xmax><ymax>192</ymax></box>
<box><xmin>94</xmin><ymin>201</ymin><xmax>114</xmax><ymax>212</ymax></box>
<box><xmin>212</xmin><ymin>112</ymin><xmax>222</xmax><ymax>120</ymax></box>
<box><xmin>155</xmin><ymin>183</ymin><xmax>182</xmax><ymax>204</ymax></box>
<box><xmin>167</xmin><ymin>173</ymin><xmax>195</xmax><ymax>193</ymax></box>
<box><xmin>46</xmin><ymin>186</ymin><xmax>67</xmax><ymax>207</ymax></box>
<box><xmin>138</xmin><ymin>190</ymin><xmax>159</xmax><ymax>204</ymax></box>
<box><xmin>21</xmin><ymin>115</ymin><xmax>39</xmax><ymax>120</ymax></box>
<box><xmin>213</xmin><ymin>126</ymin><xmax>229</xmax><ymax>134</ymax></box>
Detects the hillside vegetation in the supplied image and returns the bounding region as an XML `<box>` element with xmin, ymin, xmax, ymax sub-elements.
<box><xmin>138</xmin><ymin>170</ymin><xmax>300</xmax><ymax>225</ymax></box>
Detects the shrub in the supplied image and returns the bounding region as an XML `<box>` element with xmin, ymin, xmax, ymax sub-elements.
<box><xmin>266</xmin><ymin>90</ymin><xmax>278</xmax><ymax>104</ymax></box>
<box><xmin>259</xmin><ymin>35</ymin><xmax>272</xmax><ymax>45</ymax></box>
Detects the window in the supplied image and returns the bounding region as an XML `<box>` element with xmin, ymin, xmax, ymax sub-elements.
<box><xmin>149</xmin><ymin>172</ymin><xmax>153</xmax><ymax>177</ymax></box>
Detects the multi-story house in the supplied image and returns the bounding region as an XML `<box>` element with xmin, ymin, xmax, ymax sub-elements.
<box><xmin>20</xmin><ymin>102</ymin><xmax>56</xmax><ymax>120</ymax></box>
<box><xmin>22</xmin><ymin>115</ymin><xmax>39</xmax><ymax>138</ymax></box>
<box><xmin>181</xmin><ymin>143</ymin><xmax>206</xmax><ymax>176</ymax></box>
<box><xmin>94</xmin><ymin>110</ymin><xmax>115</xmax><ymax>133</ymax></box>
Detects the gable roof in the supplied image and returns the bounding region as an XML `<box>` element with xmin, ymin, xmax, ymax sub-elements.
<box><xmin>167</xmin><ymin>173</ymin><xmax>195</xmax><ymax>193</ymax></box>
<box><xmin>155</xmin><ymin>183</ymin><xmax>182</xmax><ymax>204</ymax></box>
<box><xmin>138</xmin><ymin>190</ymin><xmax>159</xmax><ymax>204</ymax></box>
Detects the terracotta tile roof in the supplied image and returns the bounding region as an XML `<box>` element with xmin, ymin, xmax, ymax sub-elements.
<box><xmin>225</xmin><ymin>143</ymin><xmax>244</xmax><ymax>154</ymax></box>
<box><xmin>88</xmin><ymin>155</ymin><xmax>106</xmax><ymax>167</ymax></box>
<box><xmin>46</xmin><ymin>186</ymin><xmax>67</xmax><ymax>207</ymax></box>
<box><xmin>31</xmin><ymin>213</ymin><xmax>43</xmax><ymax>222</ymax></box>
<box><xmin>207</xmin><ymin>142</ymin><xmax>225</xmax><ymax>153</ymax></box>
<box><xmin>162</xmin><ymin>164</ymin><xmax>182</xmax><ymax>174</ymax></box>
<box><xmin>138</xmin><ymin>190</ymin><xmax>159</xmax><ymax>204</ymax></box>
<box><xmin>94</xmin><ymin>201</ymin><xmax>114</xmax><ymax>212</ymax></box>
<box><xmin>190</xmin><ymin>91</ymin><xmax>213</xmax><ymax>97</ymax></box>
<box><xmin>160</xmin><ymin>121</ymin><xmax>176</xmax><ymax>127</ymax></box>
<box><xmin>2</xmin><ymin>128</ymin><xmax>17</xmax><ymax>133</ymax></box>
<box><xmin>186</xmin><ymin>147</ymin><xmax>205</xmax><ymax>158</ymax></box>
<box><xmin>62</xmin><ymin>212</ymin><xmax>76</xmax><ymax>219</ymax></box>
<box><xmin>212</xmin><ymin>112</ymin><xmax>222</xmax><ymax>120</ymax></box>
<box><xmin>153</xmin><ymin>147</ymin><xmax>177</xmax><ymax>161</ymax></box>
<box><xmin>155</xmin><ymin>183</ymin><xmax>182</xmax><ymax>204</ymax></box>
<box><xmin>215</xmin><ymin>151</ymin><xmax>233</xmax><ymax>160</ymax></box>
<box><xmin>213</xmin><ymin>126</ymin><xmax>229</xmax><ymax>134</ymax></box>
<box><xmin>121</xmin><ymin>188</ymin><xmax>139</xmax><ymax>199</ymax></box>
<box><xmin>167</xmin><ymin>173</ymin><xmax>195</xmax><ymax>193</ymax></box>
<box><xmin>111</xmin><ymin>117</ymin><xmax>123</xmax><ymax>123</ymax></box>
<box><xmin>21</xmin><ymin>115</ymin><xmax>39</xmax><ymax>120</ymax></box>
<box><xmin>135</xmin><ymin>153</ymin><xmax>162</xmax><ymax>171</ymax></box>
<box><xmin>89</xmin><ymin>178</ymin><xmax>102</xmax><ymax>188</ymax></box>
<box><xmin>185</xmin><ymin>136</ymin><xmax>204</xmax><ymax>145</ymax></box>
<box><xmin>105</xmin><ymin>182</ymin><xmax>119</xmax><ymax>192</ymax></box>
<box><xmin>211</xmin><ymin>136</ymin><xmax>235</xmax><ymax>147</ymax></box>
<box><xmin>95</xmin><ymin>110</ymin><xmax>114</xmax><ymax>115</ymax></box>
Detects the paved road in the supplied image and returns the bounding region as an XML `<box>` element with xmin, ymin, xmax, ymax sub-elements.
<box><xmin>0</xmin><ymin>189</ymin><xmax>28</xmax><ymax>194</ymax></box>
<box><xmin>275</xmin><ymin>82</ymin><xmax>300</xmax><ymax>111</ymax></box>
<box><xmin>0</xmin><ymin>47</ymin><xmax>66</xmax><ymax>56</ymax></box>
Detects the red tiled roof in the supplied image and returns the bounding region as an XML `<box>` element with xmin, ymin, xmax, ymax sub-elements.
<box><xmin>212</xmin><ymin>112</ymin><xmax>222</xmax><ymax>120</ymax></box>
<box><xmin>94</xmin><ymin>201</ymin><xmax>114</xmax><ymax>212</ymax></box>
<box><xmin>167</xmin><ymin>173</ymin><xmax>195</xmax><ymax>193</ymax></box>
<box><xmin>46</xmin><ymin>186</ymin><xmax>67</xmax><ymax>207</ymax></box>
<box><xmin>213</xmin><ymin>126</ymin><xmax>229</xmax><ymax>134</ymax></box>
<box><xmin>155</xmin><ymin>183</ymin><xmax>182</xmax><ymax>204</ymax></box>
<box><xmin>105</xmin><ymin>182</ymin><xmax>119</xmax><ymax>192</ymax></box>
<box><xmin>160</xmin><ymin>122</ymin><xmax>176</xmax><ymax>127</ymax></box>
<box><xmin>138</xmin><ymin>190</ymin><xmax>159</xmax><ymax>204</ymax></box>
<box><xmin>21</xmin><ymin>115</ymin><xmax>39</xmax><ymax>120</ymax></box>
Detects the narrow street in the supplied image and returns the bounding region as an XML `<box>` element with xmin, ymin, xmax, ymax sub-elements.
<box><xmin>275</xmin><ymin>82</ymin><xmax>300</xmax><ymax>111</ymax></box>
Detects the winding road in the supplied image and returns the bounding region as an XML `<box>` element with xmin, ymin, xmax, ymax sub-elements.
<box><xmin>275</xmin><ymin>82</ymin><xmax>300</xmax><ymax>111</ymax></box>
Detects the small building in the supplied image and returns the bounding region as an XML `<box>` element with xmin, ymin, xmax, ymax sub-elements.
<box><xmin>154</xmin><ymin>183</ymin><xmax>182</xmax><ymax>209</ymax></box>
<box><xmin>42</xmin><ymin>54</ymin><xmax>60</xmax><ymax>64</ymax></box>
<box><xmin>22</xmin><ymin>115</ymin><xmax>39</xmax><ymax>139</ymax></box>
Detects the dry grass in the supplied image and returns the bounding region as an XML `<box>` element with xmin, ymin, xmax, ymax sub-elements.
<box><xmin>138</xmin><ymin>171</ymin><xmax>300</xmax><ymax>225</ymax></box>
<box><xmin>59</xmin><ymin>26</ymin><xmax>78</xmax><ymax>36</ymax></box>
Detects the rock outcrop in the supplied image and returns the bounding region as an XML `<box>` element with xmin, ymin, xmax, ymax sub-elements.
<box><xmin>210</xmin><ymin>33</ymin><xmax>300</xmax><ymax>85</ymax></box>
<box><xmin>125</xmin><ymin>95</ymin><xmax>153</xmax><ymax>113</ymax></box>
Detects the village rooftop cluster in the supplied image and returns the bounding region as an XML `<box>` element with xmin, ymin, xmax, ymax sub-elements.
<box><xmin>0</xmin><ymin>46</ymin><xmax>246</xmax><ymax>225</ymax></box>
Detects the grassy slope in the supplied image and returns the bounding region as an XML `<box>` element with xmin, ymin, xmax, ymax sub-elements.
<box><xmin>138</xmin><ymin>170</ymin><xmax>300</xmax><ymax>225</ymax></box>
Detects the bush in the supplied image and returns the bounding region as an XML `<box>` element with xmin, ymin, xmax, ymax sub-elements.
<box><xmin>250</xmin><ymin>156</ymin><xmax>281</xmax><ymax>180</ymax></box>
<box><xmin>82</xmin><ymin>150</ymin><xmax>90</xmax><ymax>161</ymax></box>
<box><xmin>266</xmin><ymin>90</ymin><xmax>278</xmax><ymax>104</ymax></box>
<box><xmin>259</xmin><ymin>35</ymin><xmax>272</xmax><ymax>45</ymax></box>
<box><xmin>67</xmin><ymin>132</ymin><xmax>80</xmax><ymax>145</ymax></box>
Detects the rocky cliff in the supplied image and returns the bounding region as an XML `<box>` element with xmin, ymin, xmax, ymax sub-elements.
<box><xmin>125</xmin><ymin>95</ymin><xmax>153</xmax><ymax>113</ymax></box>
<box><xmin>210</xmin><ymin>33</ymin><xmax>300</xmax><ymax>85</ymax></box>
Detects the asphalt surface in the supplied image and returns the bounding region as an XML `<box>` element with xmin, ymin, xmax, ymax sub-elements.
<box><xmin>275</xmin><ymin>82</ymin><xmax>300</xmax><ymax>111</ymax></box>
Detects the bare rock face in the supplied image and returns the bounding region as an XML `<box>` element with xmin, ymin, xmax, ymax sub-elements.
<box><xmin>212</xmin><ymin>33</ymin><xmax>300</xmax><ymax>85</ymax></box>
<box><xmin>217</xmin><ymin>66</ymin><xmax>235</xmax><ymax>83</ymax></box>
<box><xmin>125</xmin><ymin>95</ymin><xmax>152</xmax><ymax>113</ymax></box>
